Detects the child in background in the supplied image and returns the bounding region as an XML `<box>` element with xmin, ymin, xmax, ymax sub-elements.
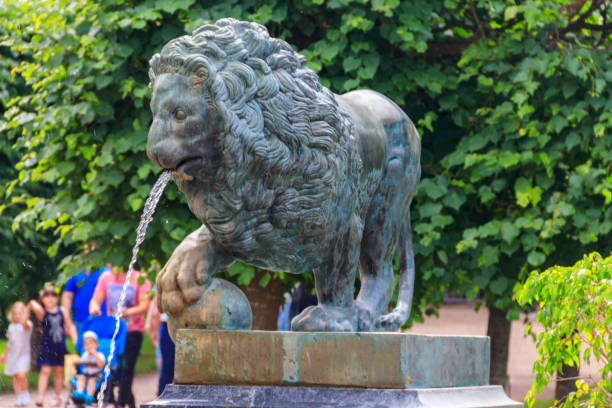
<box><xmin>0</xmin><ymin>301</ymin><xmax>33</xmax><ymax>406</ymax></box>
<box><xmin>28</xmin><ymin>284</ymin><xmax>77</xmax><ymax>407</ymax></box>
<box><xmin>72</xmin><ymin>331</ymin><xmax>105</xmax><ymax>405</ymax></box>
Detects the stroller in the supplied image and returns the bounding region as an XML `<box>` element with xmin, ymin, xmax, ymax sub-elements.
<box><xmin>68</xmin><ymin>316</ymin><xmax>127</xmax><ymax>407</ymax></box>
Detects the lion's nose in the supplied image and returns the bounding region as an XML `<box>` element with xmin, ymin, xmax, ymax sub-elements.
<box><xmin>147</xmin><ymin>133</ymin><xmax>186</xmax><ymax>170</ymax></box>
<box><xmin>147</xmin><ymin>140</ymin><xmax>176</xmax><ymax>169</ymax></box>
<box><xmin>146</xmin><ymin>146</ymin><xmax>162</xmax><ymax>169</ymax></box>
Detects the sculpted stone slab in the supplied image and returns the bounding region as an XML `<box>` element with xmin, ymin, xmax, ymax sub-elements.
<box><xmin>174</xmin><ymin>329</ymin><xmax>490</xmax><ymax>388</ymax></box>
<box><xmin>142</xmin><ymin>384</ymin><xmax>522</xmax><ymax>408</ymax></box>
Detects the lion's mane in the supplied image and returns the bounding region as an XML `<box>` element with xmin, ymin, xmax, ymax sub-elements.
<box><xmin>149</xmin><ymin>19</ymin><xmax>367</xmax><ymax>269</ymax></box>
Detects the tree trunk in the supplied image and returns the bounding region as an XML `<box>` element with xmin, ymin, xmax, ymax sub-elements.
<box><xmin>555</xmin><ymin>361</ymin><xmax>579</xmax><ymax>400</ymax></box>
<box><xmin>487</xmin><ymin>306</ymin><xmax>511</xmax><ymax>392</ymax></box>
<box><xmin>241</xmin><ymin>270</ymin><xmax>284</xmax><ymax>330</ymax></box>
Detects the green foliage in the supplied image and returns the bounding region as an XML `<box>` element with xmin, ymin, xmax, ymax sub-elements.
<box><xmin>0</xmin><ymin>0</ymin><xmax>610</xmax><ymax>323</ymax></box>
<box><xmin>0</xmin><ymin>17</ymin><xmax>68</xmax><ymax>333</ymax></box>
<box><xmin>516</xmin><ymin>252</ymin><xmax>612</xmax><ymax>408</ymax></box>
<box><xmin>407</xmin><ymin>0</ymin><xmax>612</xmax><ymax>320</ymax></box>
<box><xmin>0</xmin><ymin>0</ymin><xmax>201</xmax><ymax>283</ymax></box>
<box><xmin>0</xmin><ymin>138</ymin><xmax>62</xmax><ymax>333</ymax></box>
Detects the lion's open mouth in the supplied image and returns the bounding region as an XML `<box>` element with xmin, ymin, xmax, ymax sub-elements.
<box><xmin>172</xmin><ymin>157</ymin><xmax>201</xmax><ymax>182</ymax></box>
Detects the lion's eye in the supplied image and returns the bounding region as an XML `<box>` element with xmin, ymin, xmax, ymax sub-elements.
<box><xmin>174</xmin><ymin>109</ymin><xmax>187</xmax><ymax>121</ymax></box>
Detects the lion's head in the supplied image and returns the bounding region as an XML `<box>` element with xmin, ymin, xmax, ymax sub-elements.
<box><xmin>147</xmin><ymin>19</ymin><xmax>361</xmax><ymax>267</ymax></box>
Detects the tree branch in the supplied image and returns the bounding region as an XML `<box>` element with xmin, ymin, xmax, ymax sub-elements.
<box><xmin>583</xmin><ymin>22</ymin><xmax>612</xmax><ymax>31</ymax></box>
<box><xmin>422</xmin><ymin>164</ymin><xmax>441</xmax><ymax>177</ymax></box>
<box><xmin>425</xmin><ymin>37</ymin><xmax>479</xmax><ymax>57</ymax></box>
<box><xmin>469</xmin><ymin>0</ymin><xmax>486</xmax><ymax>39</ymax></box>
<box><xmin>431</xmin><ymin>20</ymin><xmax>475</xmax><ymax>34</ymax></box>
<box><xmin>562</xmin><ymin>0</ymin><xmax>604</xmax><ymax>33</ymax></box>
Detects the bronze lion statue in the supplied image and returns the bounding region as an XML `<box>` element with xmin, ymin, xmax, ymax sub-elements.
<box><xmin>147</xmin><ymin>18</ymin><xmax>421</xmax><ymax>332</ymax></box>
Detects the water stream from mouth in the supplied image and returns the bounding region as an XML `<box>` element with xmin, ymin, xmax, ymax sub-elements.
<box><xmin>97</xmin><ymin>170</ymin><xmax>171</xmax><ymax>408</ymax></box>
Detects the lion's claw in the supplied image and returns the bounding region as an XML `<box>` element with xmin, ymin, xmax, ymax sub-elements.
<box><xmin>375</xmin><ymin>309</ymin><xmax>408</xmax><ymax>332</ymax></box>
<box><xmin>291</xmin><ymin>305</ymin><xmax>354</xmax><ymax>331</ymax></box>
<box><xmin>156</xmin><ymin>240</ymin><xmax>211</xmax><ymax>316</ymax></box>
<box><xmin>159</xmin><ymin>290</ymin><xmax>185</xmax><ymax>316</ymax></box>
<box><xmin>353</xmin><ymin>301</ymin><xmax>376</xmax><ymax>331</ymax></box>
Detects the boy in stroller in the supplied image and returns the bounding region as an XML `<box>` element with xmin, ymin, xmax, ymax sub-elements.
<box><xmin>70</xmin><ymin>317</ymin><xmax>127</xmax><ymax>407</ymax></box>
<box><xmin>72</xmin><ymin>331</ymin><xmax>104</xmax><ymax>404</ymax></box>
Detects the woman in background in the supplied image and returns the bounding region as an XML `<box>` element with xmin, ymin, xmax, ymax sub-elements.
<box><xmin>89</xmin><ymin>266</ymin><xmax>151</xmax><ymax>408</ymax></box>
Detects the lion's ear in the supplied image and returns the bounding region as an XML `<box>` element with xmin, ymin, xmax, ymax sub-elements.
<box><xmin>148</xmin><ymin>67</ymin><xmax>156</xmax><ymax>91</ymax></box>
<box><xmin>191</xmin><ymin>67</ymin><xmax>208</xmax><ymax>89</ymax></box>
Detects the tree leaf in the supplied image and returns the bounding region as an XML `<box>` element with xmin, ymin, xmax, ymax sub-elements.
<box><xmin>527</xmin><ymin>251</ymin><xmax>545</xmax><ymax>266</ymax></box>
<box><xmin>489</xmin><ymin>276</ymin><xmax>508</xmax><ymax>295</ymax></box>
<box><xmin>500</xmin><ymin>222</ymin><xmax>519</xmax><ymax>243</ymax></box>
<box><xmin>504</xmin><ymin>6</ymin><xmax>520</xmax><ymax>21</ymax></box>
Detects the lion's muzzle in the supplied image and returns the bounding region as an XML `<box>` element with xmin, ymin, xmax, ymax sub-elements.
<box><xmin>147</xmin><ymin>131</ymin><xmax>187</xmax><ymax>169</ymax></box>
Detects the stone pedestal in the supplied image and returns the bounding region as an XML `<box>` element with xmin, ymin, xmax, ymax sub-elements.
<box><xmin>145</xmin><ymin>384</ymin><xmax>521</xmax><ymax>408</ymax></box>
<box><xmin>142</xmin><ymin>330</ymin><xmax>522</xmax><ymax>408</ymax></box>
<box><xmin>173</xmin><ymin>330</ymin><xmax>490</xmax><ymax>388</ymax></box>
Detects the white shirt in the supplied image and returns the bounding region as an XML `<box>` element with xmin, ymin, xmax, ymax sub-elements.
<box><xmin>80</xmin><ymin>350</ymin><xmax>106</xmax><ymax>375</ymax></box>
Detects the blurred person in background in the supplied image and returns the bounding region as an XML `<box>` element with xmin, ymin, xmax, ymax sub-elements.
<box><xmin>29</xmin><ymin>285</ymin><xmax>77</xmax><ymax>407</ymax></box>
<box><xmin>62</xmin><ymin>242</ymin><xmax>108</xmax><ymax>335</ymax></box>
<box><xmin>1</xmin><ymin>301</ymin><xmax>33</xmax><ymax>406</ymax></box>
<box><xmin>89</xmin><ymin>265</ymin><xmax>150</xmax><ymax>408</ymax></box>
<box><xmin>145</xmin><ymin>292</ymin><xmax>174</xmax><ymax>396</ymax></box>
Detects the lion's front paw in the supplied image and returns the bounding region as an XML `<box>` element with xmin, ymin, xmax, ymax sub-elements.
<box><xmin>291</xmin><ymin>305</ymin><xmax>354</xmax><ymax>332</ymax></box>
<box><xmin>353</xmin><ymin>301</ymin><xmax>376</xmax><ymax>331</ymax></box>
<box><xmin>375</xmin><ymin>308</ymin><xmax>408</xmax><ymax>332</ymax></box>
<box><xmin>157</xmin><ymin>246</ymin><xmax>210</xmax><ymax>316</ymax></box>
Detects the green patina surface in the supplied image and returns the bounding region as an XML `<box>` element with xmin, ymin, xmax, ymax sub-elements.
<box><xmin>147</xmin><ymin>19</ymin><xmax>422</xmax><ymax>335</ymax></box>
<box><xmin>174</xmin><ymin>330</ymin><xmax>489</xmax><ymax>389</ymax></box>
<box><xmin>167</xmin><ymin>278</ymin><xmax>252</xmax><ymax>342</ymax></box>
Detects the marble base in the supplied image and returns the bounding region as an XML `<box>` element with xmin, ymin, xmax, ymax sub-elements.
<box><xmin>142</xmin><ymin>384</ymin><xmax>523</xmax><ymax>408</ymax></box>
<box><xmin>174</xmin><ymin>330</ymin><xmax>490</xmax><ymax>388</ymax></box>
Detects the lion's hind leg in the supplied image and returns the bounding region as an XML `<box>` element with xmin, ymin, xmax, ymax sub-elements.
<box><xmin>354</xmin><ymin>158</ymin><xmax>404</xmax><ymax>331</ymax></box>
<box><xmin>355</xmin><ymin>119</ymin><xmax>419</xmax><ymax>331</ymax></box>
<box><xmin>375</xmin><ymin>212</ymin><xmax>415</xmax><ymax>331</ymax></box>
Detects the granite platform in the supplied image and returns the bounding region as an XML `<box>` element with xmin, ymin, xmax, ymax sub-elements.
<box><xmin>142</xmin><ymin>384</ymin><xmax>523</xmax><ymax>408</ymax></box>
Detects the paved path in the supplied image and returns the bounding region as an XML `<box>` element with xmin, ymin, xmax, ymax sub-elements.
<box><xmin>405</xmin><ymin>302</ymin><xmax>603</xmax><ymax>401</ymax></box>
<box><xmin>0</xmin><ymin>372</ymin><xmax>158</xmax><ymax>407</ymax></box>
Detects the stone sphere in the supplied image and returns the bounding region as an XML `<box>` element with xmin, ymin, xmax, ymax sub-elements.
<box><xmin>166</xmin><ymin>278</ymin><xmax>252</xmax><ymax>342</ymax></box>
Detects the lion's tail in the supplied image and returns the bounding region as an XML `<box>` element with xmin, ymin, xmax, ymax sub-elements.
<box><xmin>396</xmin><ymin>214</ymin><xmax>416</xmax><ymax>319</ymax></box>
<box><xmin>391</xmin><ymin>118</ymin><xmax>420</xmax><ymax>329</ymax></box>
<box><xmin>374</xmin><ymin>209</ymin><xmax>416</xmax><ymax>331</ymax></box>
